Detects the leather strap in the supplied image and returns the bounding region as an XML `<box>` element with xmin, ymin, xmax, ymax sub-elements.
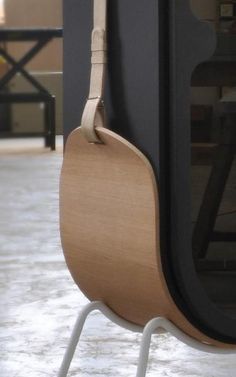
<box><xmin>81</xmin><ymin>0</ymin><xmax>107</xmax><ymax>143</ymax></box>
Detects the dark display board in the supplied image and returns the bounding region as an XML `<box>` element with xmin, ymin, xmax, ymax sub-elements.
<box><xmin>63</xmin><ymin>0</ymin><xmax>236</xmax><ymax>343</ymax></box>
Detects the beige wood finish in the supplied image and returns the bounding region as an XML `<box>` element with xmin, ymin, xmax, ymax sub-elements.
<box><xmin>60</xmin><ymin>126</ymin><xmax>235</xmax><ymax>349</ymax></box>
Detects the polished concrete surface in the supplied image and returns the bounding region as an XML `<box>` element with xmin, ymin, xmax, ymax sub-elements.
<box><xmin>1</xmin><ymin>138</ymin><xmax>236</xmax><ymax>377</ymax></box>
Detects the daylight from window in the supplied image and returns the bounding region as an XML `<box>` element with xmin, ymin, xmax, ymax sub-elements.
<box><xmin>0</xmin><ymin>0</ymin><xmax>4</xmax><ymax>24</ymax></box>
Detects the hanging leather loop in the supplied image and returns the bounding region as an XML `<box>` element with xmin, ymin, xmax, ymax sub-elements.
<box><xmin>81</xmin><ymin>97</ymin><xmax>106</xmax><ymax>143</ymax></box>
<box><xmin>81</xmin><ymin>0</ymin><xmax>107</xmax><ymax>143</ymax></box>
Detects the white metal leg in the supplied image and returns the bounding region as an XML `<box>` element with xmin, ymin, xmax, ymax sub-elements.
<box><xmin>58</xmin><ymin>301</ymin><xmax>142</xmax><ymax>377</ymax></box>
<box><xmin>58</xmin><ymin>301</ymin><xmax>236</xmax><ymax>377</ymax></box>
<box><xmin>58</xmin><ymin>302</ymin><xmax>97</xmax><ymax>377</ymax></box>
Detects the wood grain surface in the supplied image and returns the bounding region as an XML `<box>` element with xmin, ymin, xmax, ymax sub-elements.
<box><xmin>60</xmin><ymin>126</ymin><xmax>235</xmax><ymax>348</ymax></box>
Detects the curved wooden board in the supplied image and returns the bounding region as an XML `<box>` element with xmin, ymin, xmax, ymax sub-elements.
<box><xmin>60</xmin><ymin>127</ymin><xmax>235</xmax><ymax>348</ymax></box>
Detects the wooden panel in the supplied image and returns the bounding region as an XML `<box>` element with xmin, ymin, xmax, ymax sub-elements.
<box><xmin>60</xmin><ymin>126</ymin><xmax>235</xmax><ymax>348</ymax></box>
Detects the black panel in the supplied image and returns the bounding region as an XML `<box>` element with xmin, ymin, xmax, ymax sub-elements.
<box><xmin>168</xmin><ymin>0</ymin><xmax>236</xmax><ymax>343</ymax></box>
<box><xmin>64</xmin><ymin>0</ymin><xmax>159</xmax><ymax>167</ymax></box>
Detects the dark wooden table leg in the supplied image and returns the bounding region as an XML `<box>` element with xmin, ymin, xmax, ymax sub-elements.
<box><xmin>44</xmin><ymin>96</ymin><xmax>56</xmax><ymax>150</ymax></box>
<box><xmin>48</xmin><ymin>96</ymin><xmax>56</xmax><ymax>151</ymax></box>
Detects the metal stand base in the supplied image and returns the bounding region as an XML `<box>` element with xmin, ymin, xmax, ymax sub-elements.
<box><xmin>58</xmin><ymin>301</ymin><xmax>235</xmax><ymax>377</ymax></box>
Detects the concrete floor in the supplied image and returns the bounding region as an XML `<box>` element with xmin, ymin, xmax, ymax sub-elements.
<box><xmin>1</xmin><ymin>138</ymin><xmax>236</xmax><ymax>377</ymax></box>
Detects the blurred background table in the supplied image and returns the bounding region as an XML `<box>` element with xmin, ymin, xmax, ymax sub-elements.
<box><xmin>0</xmin><ymin>28</ymin><xmax>63</xmax><ymax>150</ymax></box>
